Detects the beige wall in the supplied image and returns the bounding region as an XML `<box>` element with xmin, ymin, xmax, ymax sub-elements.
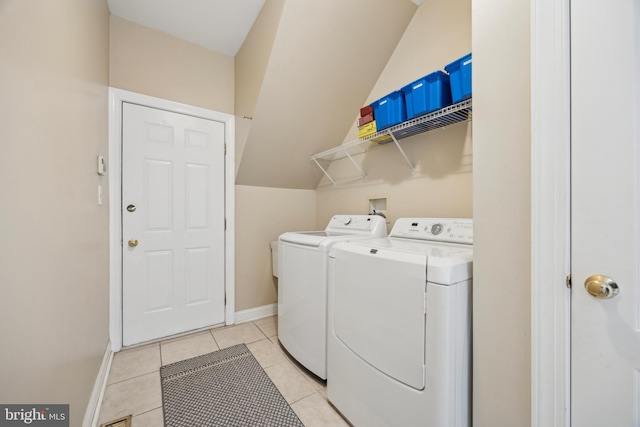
<box><xmin>235</xmin><ymin>0</ymin><xmax>284</xmax><ymax>118</ymax></box>
<box><xmin>234</xmin><ymin>0</ymin><xmax>285</xmax><ymax>174</ymax></box>
<box><xmin>0</xmin><ymin>0</ymin><xmax>534</xmax><ymax>423</ymax></box>
<box><xmin>234</xmin><ymin>2</ymin><xmax>306</xmax><ymax>311</ymax></box>
<box><xmin>235</xmin><ymin>186</ymin><xmax>316</xmax><ymax>311</ymax></box>
<box><xmin>109</xmin><ymin>16</ymin><xmax>316</xmax><ymax>313</ymax></box>
<box><xmin>317</xmin><ymin>0</ymin><xmax>533</xmax><ymax>423</ymax></box>
<box><xmin>316</xmin><ymin>0</ymin><xmax>472</xmax><ymax>227</ymax></box>
<box><xmin>236</xmin><ymin>0</ymin><xmax>417</xmax><ymax>190</ymax></box>
<box><xmin>0</xmin><ymin>0</ymin><xmax>110</xmax><ymax>425</ymax></box>
<box><xmin>472</xmin><ymin>0</ymin><xmax>531</xmax><ymax>425</ymax></box>
<box><xmin>110</xmin><ymin>15</ymin><xmax>234</xmax><ymax>113</ymax></box>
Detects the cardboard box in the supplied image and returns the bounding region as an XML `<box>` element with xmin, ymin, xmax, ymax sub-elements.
<box><xmin>358</xmin><ymin>113</ymin><xmax>374</xmax><ymax>127</ymax></box>
<box><xmin>359</xmin><ymin>105</ymin><xmax>373</xmax><ymax>117</ymax></box>
<box><xmin>358</xmin><ymin>120</ymin><xmax>377</xmax><ymax>138</ymax></box>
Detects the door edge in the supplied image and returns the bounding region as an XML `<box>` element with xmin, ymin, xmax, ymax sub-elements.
<box><xmin>530</xmin><ymin>0</ymin><xmax>571</xmax><ymax>426</ymax></box>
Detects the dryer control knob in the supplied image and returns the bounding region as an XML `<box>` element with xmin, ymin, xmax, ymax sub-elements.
<box><xmin>344</xmin><ymin>217</ymin><xmax>352</xmax><ymax>225</ymax></box>
<box><xmin>431</xmin><ymin>223</ymin><xmax>443</xmax><ymax>235</ymax></box>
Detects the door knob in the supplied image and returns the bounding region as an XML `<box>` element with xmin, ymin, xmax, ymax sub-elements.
<box><xmin>126</xmin><ymin>204</ymin><xmax>136</xmax><ymax>212</ymax></box>
<box><xmin>584</xmin><ymin>275</ymin><xmax>619</xmax><ymax>299</ymax></box>
<box><xmin>128</xmin><ymin>239</ymin><xmax>139</xmax><ymax>248</ymax></box>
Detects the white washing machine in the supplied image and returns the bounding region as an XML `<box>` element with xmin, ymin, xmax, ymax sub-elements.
<box><xmin>327</xmin><ymin>217</ymin><xmax>473</xmax><ymax>427</ymax></box>
<box><xmin>278</xmin><ymin>214</ymin><xmax>387</xmax><ymax>379</ymax></box>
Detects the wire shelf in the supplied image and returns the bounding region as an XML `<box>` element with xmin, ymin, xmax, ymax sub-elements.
<box><xmin>360</xmin><ymin>98</ymin><xmax>472</xmax><ymax>143</ymax></box>
<box><xmin>310</xmin><ymin>98</ymin><xmax>472</xmax><ymax>184</ymax></box>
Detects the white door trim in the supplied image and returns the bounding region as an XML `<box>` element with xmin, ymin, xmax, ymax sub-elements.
<box><xmin>530</xmin><ymin>0</ymin><xmax>571</xmax><ymax>426</ymax></box>
<box><xmin>108</xmin><ymin>88</ymin><xmax>235</xmax><ymax>351</ymax></box>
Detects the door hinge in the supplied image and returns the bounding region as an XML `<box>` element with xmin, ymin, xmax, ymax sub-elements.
<box><xmin>224</xmin><ymin>218</ymin><xmax>227</xmax><ymax>230</ymax></box>
<box><xmin>566</xmin><ymin>275</ymin><xmax>572</xmax><ymax>288</ymax></box>
<box><xmin>224</xmin><ymin>144</ymin><xmax>227</xmax><ymax>155</ymax></box>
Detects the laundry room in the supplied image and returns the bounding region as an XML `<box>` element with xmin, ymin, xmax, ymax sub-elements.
<box><xmin>1</xmin><ymin>0</ymin><xmax>533</xmax><ymax>426</ymax></box>
<box><xmin>234</xmin><ymin>0</ymin><xmax>472</xmax><ymax>320</ymax></box>
<box><xmin>312</xmin><ymin>0</ymin><xmax>472</xmax><ymax>230</ymax></box>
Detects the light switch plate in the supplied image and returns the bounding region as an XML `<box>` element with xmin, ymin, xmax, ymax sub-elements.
<box><xmin>97</xmin><ymin>156</ymin><xmax>106</xmax><ymax>176</ymax></box>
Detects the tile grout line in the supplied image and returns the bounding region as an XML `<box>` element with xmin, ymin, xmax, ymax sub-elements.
<box><xmin>208</xmin><ymin>328</ymin><xmax>219</xmax><ymax>349</ymax></box>
<box><xmin>287</xmin><ymin>389</ymin><xmax>320</xmax><ymax>406</ymax></box>
<box><xmin>106</xmin><ymin>369</ymin><xmax>161</xmax><ymax>387</ymax></box>
<box><xmin>132</xmin><ymin>406</ymin><xmax>163</xmax><ymax>418</ymax></box>
<box><xmin>104</xmin><ymin>317</ymin><xmax>350</xmax><ymax>426</ymax></box>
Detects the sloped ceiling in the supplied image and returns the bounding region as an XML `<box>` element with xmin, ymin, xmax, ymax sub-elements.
<box><xmin>235</xmin><ymin>0</ymin><xmax>417</xmax><ymax>189</ymax></box>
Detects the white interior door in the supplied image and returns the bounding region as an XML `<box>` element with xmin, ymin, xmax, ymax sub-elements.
<box><xmin>122</xmin><ymin>102</ymin><xmax>226</xmax><ymax>346</ymax></box>
<box><xmin>571</xmin><ymin>1</ymin><xmax>640</xmax><ymax>425</ymax></box>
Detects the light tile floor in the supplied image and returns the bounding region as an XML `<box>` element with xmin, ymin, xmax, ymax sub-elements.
<box><xmin>97</xmin><ymin>316</ymin><xmax>349</xmax><ymax>427</ymax></box>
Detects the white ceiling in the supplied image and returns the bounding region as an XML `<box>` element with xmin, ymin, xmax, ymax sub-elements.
<box><xmin>107</xmin><ymin>0</ymin><xmax>266</xmax><ymax>56</ymax></box>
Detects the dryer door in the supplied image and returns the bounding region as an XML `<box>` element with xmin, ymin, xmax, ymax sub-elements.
<box><xmin>333</xmin><ymin>244</ymin><xmax>427</xmax><ymax>390</ymax></box>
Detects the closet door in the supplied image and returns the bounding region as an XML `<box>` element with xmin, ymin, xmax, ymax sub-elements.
<box><xmin>571</xmin><ymin>1</ymin><xmax>640</xmax><ymax>425</ymax></box>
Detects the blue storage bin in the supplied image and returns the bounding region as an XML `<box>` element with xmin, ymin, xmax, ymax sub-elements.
<box><xmin>401</xmin><ymin>71</ymin><xmax>452</xmax><ymax>119</ymax></box>
<box><xmin>445</xmin><ymin>53</ymin><xmax>472</xmax><ymax>103</ymax></box>
<box><xmin>371</xmin><ymin>90</ymin><xmax>406</xmax><ymax>131</ymax></box>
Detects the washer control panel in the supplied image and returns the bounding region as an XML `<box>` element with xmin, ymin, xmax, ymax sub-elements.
<box><xmin>389</xmin><ymin>217</ymin><xmax>473</xmax><ymax>244</ymax></box>
<box><xmin>325</xmin><ymin>215</ymin><xmax>387</xmax><ymax>235</ymax></box>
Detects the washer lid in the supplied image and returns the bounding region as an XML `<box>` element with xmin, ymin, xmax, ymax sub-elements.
<box><xmin>278</xmin><ymin>214</ymin><xmax>387</xmax><ymax>248</ymax></box>
<box><xmin>279</xmin><ymin>231</ymin><xmax>353</xmax><ymax>247</ymax></box>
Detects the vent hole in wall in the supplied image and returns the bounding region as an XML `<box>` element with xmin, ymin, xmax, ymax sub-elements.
<box><xmin>369</xmin><ymin>197</ymin><xmax>388</xmax><ymax>221</ymax></box>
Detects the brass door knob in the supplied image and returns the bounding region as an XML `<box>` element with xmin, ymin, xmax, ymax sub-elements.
<box><xmin>584</xmin><ymin>275</ymin><xmax>619</xmax><ymax>299</ymax></box>
<box><xmin>128</xmin><ymin>239</ymin><xmax>139</xmax><ymax>248</ymax></box>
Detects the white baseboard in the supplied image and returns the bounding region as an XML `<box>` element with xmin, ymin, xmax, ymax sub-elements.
<box><xmin>82</xmin><ymin>306</ymin><xmax>275</xmax><ymax>426</ymax></box>
<box><xmin>83</xmin><ymin>342</ymin><xmax>114</xmax><ymax>427</ymax></box>
<box><xmin>234</xmin><ymin>303</ymin><xmax>277</xmax><ymax>324</ymax></box>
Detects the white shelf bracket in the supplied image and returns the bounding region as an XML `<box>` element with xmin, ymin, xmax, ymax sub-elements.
<box><xmin>344</xmin><ymin>149</ymin><xmax>367</xmax><ymax>180</ymax></box>
<box><xmin>309</xmin><ymin>99</ymin><xmax>472</xmax><ymax>184</ymax></box>
<box><xmin>312</xmin><ymin>157</ymin><xmax>336</xmax><ymax>185</ymax></box>
<box><xmin>388</xmin><ymin>130</ymin><xmax>416</xmax><ymax>174</ymax></box>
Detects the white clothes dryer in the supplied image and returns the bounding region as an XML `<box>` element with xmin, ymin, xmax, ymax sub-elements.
<box><xmin>278</xmin><ymin>214</ymin><xmax>387</xmax><ymax>379</ymax></box>
<box><xmin>327</xmin><ymin>218</ymin><xmax>473</xmax><ymax>427</ymax></box>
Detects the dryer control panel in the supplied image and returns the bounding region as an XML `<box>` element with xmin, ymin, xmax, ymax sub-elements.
<box><xmin>389</xmin><ymin>217</ymin><xmax>473</xmax><ymax>245</ymax></box>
